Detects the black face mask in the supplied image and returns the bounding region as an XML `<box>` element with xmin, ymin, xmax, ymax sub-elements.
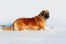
<box><xmin>44</xmin><ymin>13</ymin><xmax>49</xmax><ymax>19</ymax></box>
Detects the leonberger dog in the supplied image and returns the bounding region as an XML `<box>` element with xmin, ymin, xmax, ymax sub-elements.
<box><xmin>2</xmin><ymin>10</ymin><xmax>49</xmax><ymax>31</ymax></box>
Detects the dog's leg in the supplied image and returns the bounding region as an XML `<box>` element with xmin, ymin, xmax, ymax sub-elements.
<box><xmin>40</xmin><ymin>25</ymin><xmax>45</xmax><ymax>31</ymax></box>
<box><xmin>40</xmin><ymin>26</ymin><xmax>45</xmax><ymax>31</ymax></box>
<box><xmin>14</xmin><ymin>23</ymin><xmax>20</xmax><ymax>31</ymax></box>
<box><xmin>21</xmin><ymin>26</ymin><xmax>25</xmax><ymax>31</ymax></box>
<box><xmin>39</xmin><ymin>22</ymin><xmax>45</xmax><ymax>31</ymax></box>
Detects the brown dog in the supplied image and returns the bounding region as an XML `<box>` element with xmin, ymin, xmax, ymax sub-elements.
<box><xmin>2</xmin><ymin>10</ymin><xmax>49</xmax><ymax>31</ymax></box>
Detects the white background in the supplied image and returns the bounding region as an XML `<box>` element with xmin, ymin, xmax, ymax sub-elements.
<box><xmin>0</xmin><ymin>0</ymin><xmax>66</xmax><ymax>27</ymax></box>
<box><xmin>0</xmin><ymin>0</ymin><xmax>66</xmax><ymax>44</ymax></box>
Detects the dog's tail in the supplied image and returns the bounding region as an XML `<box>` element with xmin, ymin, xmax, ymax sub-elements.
<box><xmin>2</xmin><ymin>25</ymin><xmax>14</xmax><ymax>31</ymax></box>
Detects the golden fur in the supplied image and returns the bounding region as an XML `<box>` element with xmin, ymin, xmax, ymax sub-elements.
<box><xmin>2</xmin><ymin>10</ymin><xmax>49</xmax><ymax>31</ymax></box>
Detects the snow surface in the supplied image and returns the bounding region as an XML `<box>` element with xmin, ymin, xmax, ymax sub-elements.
<box><xmin>0</xmin><ymin>27</ymin><xmax>66</xmax><ymax>44</ymax></box>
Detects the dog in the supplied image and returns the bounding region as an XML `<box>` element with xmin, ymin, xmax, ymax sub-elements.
<box><xmin>2</xmin><ymin>10</ymin><xmax>49</xmax><ymax>31</ymax></box>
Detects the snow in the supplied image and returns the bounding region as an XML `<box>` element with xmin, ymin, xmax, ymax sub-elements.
<box><xmin>0</xmin><ymin>27</ymin><xmax>66</xmax><ymax>44</ymax></box>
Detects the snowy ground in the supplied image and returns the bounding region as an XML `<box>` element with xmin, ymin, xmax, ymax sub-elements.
<box><xmin>0</xmin><ymin>26</ymin><xmax>66</xmax><ymax>44</ymax></box>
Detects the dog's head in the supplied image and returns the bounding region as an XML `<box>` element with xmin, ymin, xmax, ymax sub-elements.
<box><xmin>39</xmin><ymin>10</ymin><xmax>49</xmax><ymax>19</ymax></box>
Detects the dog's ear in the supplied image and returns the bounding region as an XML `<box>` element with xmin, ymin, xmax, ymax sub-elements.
<box><xmin>39</xmin><ymin>10</ymin><xmax>45</xmax><ymax>16</ymax></box>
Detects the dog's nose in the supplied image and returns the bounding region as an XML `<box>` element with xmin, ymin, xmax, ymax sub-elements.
<box><xmin>44</xmin><ymin>14</ymin><xmax>49</xmax><ymax>19</ymax></box>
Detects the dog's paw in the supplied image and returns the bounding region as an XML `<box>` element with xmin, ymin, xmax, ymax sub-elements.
<box><xmin>45</xmin><ymin>26</ymin><xmax>56</xmax><ymax>31</ymax></box>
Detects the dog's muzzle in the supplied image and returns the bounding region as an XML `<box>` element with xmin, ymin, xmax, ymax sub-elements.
<box><xmin>44</xmin><ymin>13</ymin><xmax>49</xmax><ymax>19</ymax></box>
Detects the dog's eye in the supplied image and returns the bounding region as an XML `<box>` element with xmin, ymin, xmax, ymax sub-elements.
<box><xmin>43</xmin><ymin>11</ymin><xmax>45</xmax><ymax>12</ymax></box>
<box><xmin>42</xmin><ymin>14</ymin><xmax>44</xmax><ymax>16</ymax></box>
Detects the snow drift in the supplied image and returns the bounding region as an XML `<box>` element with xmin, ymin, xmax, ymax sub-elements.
<box><xmin>0</xmin><ymin>27</ymin><xmax>66</xmax><ymax>44</ymax></box>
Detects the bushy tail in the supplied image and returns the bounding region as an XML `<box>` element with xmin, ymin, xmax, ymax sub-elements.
<box><xmin>2</xmin><ymin>25</ymin><xmax>14</xmax><ymax>31</ymax></box>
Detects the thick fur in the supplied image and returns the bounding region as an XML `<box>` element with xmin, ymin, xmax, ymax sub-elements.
<box><xmin>2</xmin><ymin>10</ymin><xmax>49</xmax><ymax>31</ymax></box>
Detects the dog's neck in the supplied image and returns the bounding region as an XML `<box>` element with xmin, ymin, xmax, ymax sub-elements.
<box><xmin>38</xmin><ymin>15</ymin><xmax>46</xmax><ymax>21</ymax></box>
<box><xmin>35</xmin><ymin>15</ymin><xmax>45</xmax><ymax>23</ymax></box>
